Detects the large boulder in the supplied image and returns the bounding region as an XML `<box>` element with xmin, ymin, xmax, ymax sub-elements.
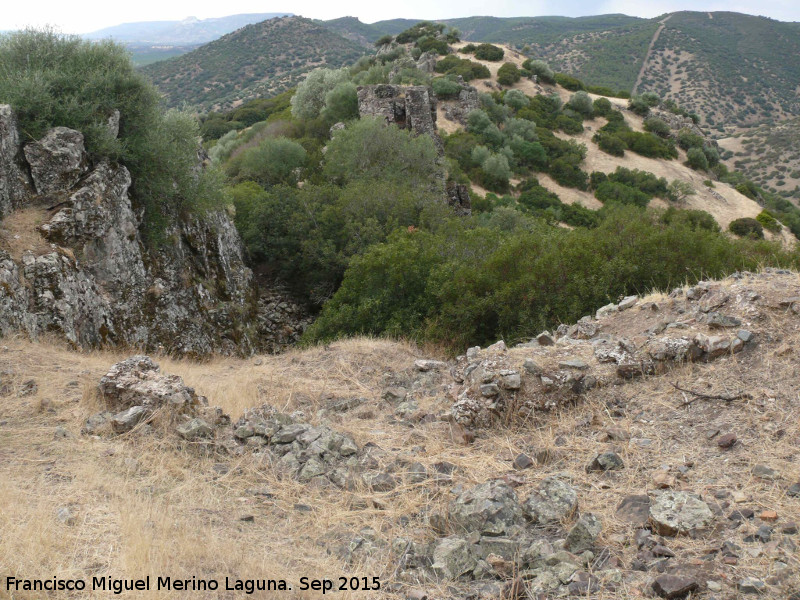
<box><xmin>98</xmin><ymin>355</ymin><xmax>203</xmax><ymax>410</ymax></box>
<box><xmin>649</xmin><ymin>491</ymin><xmax>714</xmax><ymax>536</ymax></box>
<box><xmin>523</xmin><ymin>477</ymin><xmax>579</xmax><ymax>524</ymax></box>
<box><xmin>23</xmin><ymin>127</ymin><xmax>88</xmax><ymax>195</ymax></box>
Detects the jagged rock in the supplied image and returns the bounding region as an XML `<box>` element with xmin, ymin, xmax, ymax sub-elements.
<box><xmin>111</xmin><ymin>405</ymin><xmax>149</xmax><ymax>433</ymax></box>
<box><xmin>23</xmin><ymin>127</ymin><xmax>88</xmax><ymax>194</ymax></box>
<box><xmin>432</xmin><ymin>536</ymin><xmax>476</xmax><ymax>579</ymax></box>
<box><xmin>737</xmin><ymin>577</ymin><xmax>766</xmax><ymax>594</ymax></box>
<box><xmin>587</xmin><ymin>452</ymin><xmax>624</xmax><ymax>472</ymax></box>
<box><xmin>565</xmin><ymin>513</ymin><xmax>602</xmax><ymax>553</ymax></box>
<box><xmin>176</xmin><ymin>418</ymin><xmax>213</xmax><ymax>440</ymax></box>
<box><xmin>442</xmin><ymin>86</ymin><xmax>480</xmax><ymax>125</ymax></box>
<box><xmin>536</xmin><ymin>331</ymin><xmax>555</xmax><ymax>346</ymax></box>
<box><xmin>618</xmin><ymin>296</ymin><xmax>638</xmax><ymax>310</ymax></box>
<box><xmin>707</xmin><ymin>312</ymin><xmax>742</xmax><ymax>329</ymax></box>
<box><xmin>523</xmin><ymin>477</ymin><xmax>578</xmax><ymax>524</ymax></box>
<box><xmin>98</xmin><ymin>356</ymin><xmax>203</xmax><ymax>411</ymax></box>
<box><xmin>357</xmin><ymin>84</ymin><xmax>438</xmax><ymax>141</ymax></box>
<box><xmin>415</xmin><ymin>51</ymin><xmax>438</xmax><ymax>73</ymax></box>
<box><xmin>445</xmin><ymin>180</ymin><xmax>471</xmax><ymax>215</ymax></box>
<box><xmin>617</xmin><ymin>495</ymin><xmax>651</xmax><ymax>525</ymax></box>
<box><xmin>0</xmin><ymin>105</ymin><xmax>33</xmax><ymax>216</ymax></box>
<box><xmin>649</xmin><ymin>491</ymin><xmax>713</xmax><ymax>536</ymax></box>
<box><xmin>414</xmin><ymin>359</ymin><xmax>447</xmax><ymax>372</ymax></box>
<box><xmin>449</xmin><ymin>480</ymin><xmax>525</xmax><ymax>536</ymax></box>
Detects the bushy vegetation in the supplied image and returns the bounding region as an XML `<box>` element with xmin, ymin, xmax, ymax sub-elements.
<box><xmin>435</xmin><ymin>55</ymin><xmax>490</xmax><ymax>81</ymax></box>
<box><xmin>306</xmin><ymin>205</ymin><xmax>797</xmax><ymax>349</ymax></box>
<box><xmin>728</xmin><ymin>217</ymin><xmax>764</xmax><ymax>239</ymax></box>
<box><xmin>756</xmin><ymin>210</ymin><xmax>781</xmax><ymax>233</ymax></box>
<box><xmin>0</xmin><ymin>29</ymin><xmax>225</xmax><ymax>239</ymax></box>
<box><xmin>497</xmin><ymin>63</ymin><xmax>522</xmax><ymax>86</ymax></box>
<box><xmin>522</xmin><ymin>59</ymin><xmax>555</xmax><ymax>84</ymax></box>
<box><xmin>471</xmin><ymin>43</ymin><xmax>505</xmax><ymax>61</ymax></box>
<box><xmin>592</xmin><ymin>111</ymin><xmax>678</xmax><ymax>160</ymax></box>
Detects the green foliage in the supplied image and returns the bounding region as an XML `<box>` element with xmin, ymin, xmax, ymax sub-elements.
<box><xmin>0</xmin><ymin>29</ymin><xmax>225</xmax><ymax>238</ymax></box>
<box><xmin>756</xmin><ymin>210</ymin><xmax>781</xmax><ymax>233</ymax></box>
<box><xmin>660</xmin><ymin>207</ymin><xmax>719</xmax><ymax>232</ymax></box>
<box><xmin>686</xmin><ymin>147</ymin><xmax>709</xmax><ymax>171</ymax></box>
<box><xmin>554</xmin><ymin>73</ymin><xmax>585</xmax><ymax>91</ymax></box>
<box><xmin>306</xmin><ymin>206</ymin><xmax>797</xmax><ymax>349</ymax></box>
<box><xmin>431</xmin><ymin>77</ymin><xmax>463</xmax><ymax>99</ymax></box>
<box><xmin>594</xmin><ymin>181</ymin><xmax>650</xmax><ymax>207</ymax></box>
<box><xmin>608</xmin><ymin>167</ymin><xmax>668</xmax><ymax>198</ymax></box>
<box><xmin>728</xmin><ymin>217</ymin><xmax>764</xmax><ymax>239</ymax></box>
<box><xmin>434</xmin><ymin>55</ymin><xmax>490</xmax><ymax>81</ymax></box>
<box><xmin>628</xmin><ymin>95</ymin><xmax>651</xmax><ymax>117</ymax></box>
<box><xmin>676</xmin><ymin>129</ymin><xmax>704</xmax><ymax>151</ymax></box>
<box><xmin>504</xmin><ymin>90</ymin><xmax>529</xmax><ymax>111</ymax></box>
<box><xmin>375</xmin><ymin>35</ymin><xmax>394</xmax><ymax>47</ymax></box>
<box><xmin>566</xmin><ymin>91</ymin><xmax>593</xmax><ymax>117</ymax></box>
<box><xmin>322</xmin><ymin>81</ymin><xmax>359</xmax><ymax>123</ymax></box>
<box><xmin>592</xmin><ymin>97</ymin><xmax>613</xmax><ymax>118</ymax></box>
<box><xmin>474</xmin><ymin>43</ymin><xmax>505</xmax><ymax>61</ymax></box>
<box><xmin>291</xmin><ymin>67</ymin><xmax>350</xmax><ymax>120</ymax></box>
<box><xmin>323</xmin><ymin>118</ymin><xmax>441</xmax><ymax>194</ymax></box>
<box><xmin>644</xmin><ymin>117</ymin><xmax>670</xmax><ymax>138</ymax></box>
<box><xmin>417</xmin><ymin>37</ymin><xmax>449</xmax><ymax>55</ymax></box>
<box><xmin>497</xmin><ymin>63</ymin><xmax>522</xmax><ymax>87</ymax></box>
<box><xmin>556</xmin><ymin>113</ymin><xmax>584</xmax><ymax>134</ymax></box>
<box><xmin>395</xmin><ymin>21</ymin><xmax>445</xmax><ymax>44</ymax></box>
<box><xmin>522</xmin><ymin>59</ymin><xmax>555</xmax><ymax>84</ymax></box>
<box><xmin>225</xmin><ymin>137</ymin><xmax>307</xmax><ymax>187</ymax></box>
<box><xmin>666</xmin><ymin>180</ymin><xmax>696</xmax><ymax>202</ymax></box>
<box><xmin>595</xmin><ymin>131</ymin><xmax>627</xmax><ymax>156</ymax></box>
<box><xmin>142</xmin><ymin>17</ymin><xmax>365</xmax><ymax>110</ymax></box>
<box><xmin>549</xmin><ymin>156</ymin><xmax>589</xmax><ymax>190</ymax></box>
<box><xmin>480</xmin><ymin>153</ymin><xmax>512</xmax><ymax>192</ymax></box>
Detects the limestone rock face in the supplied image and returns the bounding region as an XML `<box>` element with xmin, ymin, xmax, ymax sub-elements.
<box><xmin>0</xmin><ymin>104</ymin><xmax>294</xmax><ymax>355</ymax></box>
<box><xmin>356</xmin><ymin>84</ymin><xmax>439</xmax><ymax>143</ymax></box>
<box><xmin>23</xmin><ymin>127</ymin><xmax>89</xmax><ymax>195</ymax></box>
<box><xmin>0</xmin><ymin>105</ymin><xmax>33</xmax><ymax>217</ymax></box>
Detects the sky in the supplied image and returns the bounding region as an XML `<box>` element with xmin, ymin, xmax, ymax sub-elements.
<box><xmin>2</xmin><ymin>0</ymin><xmax>799</xmax><ymax>34</ymax></box>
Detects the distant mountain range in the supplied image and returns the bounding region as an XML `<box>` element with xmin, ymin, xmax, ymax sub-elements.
<box><xmin>84</xmin><ymin>13</ymin><xmax>292</xmax><ymax>45</ymax></box>
<box><xmin>141</xmin><ymin>16</ymin><xmax>365</xmax><ymax>110</ymax></box>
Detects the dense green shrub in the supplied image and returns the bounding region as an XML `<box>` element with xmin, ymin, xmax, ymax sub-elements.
<box><xmin>522</xmin><ymin>59</ymin><xmax>555</xmax><ymax>84</ymax></box>
<box><xmin>322</xmin><ymin>82</ymin><xmax>358</xmax><ymax>122</ymax></box>
<box><xmin>225</xmin><ymin>137</ymin><xmax>307</xmax><ymax>186</ymax></box>
<box><xmin>306</xmin><ymin>206</ymin><xmax>797</xmax><ymax>349</ymax></box>
<box><xmin>644</xmin><ymin>117</ymin><xmax>671</xmax><ymax>138</ymax></box>
<box><xmin>728</xmin><ymin>217</ymin><xmax>764</xmax><ymax>239</ymax></box>
<box><xmin>556</xmin><ymin>113</ymin><xmax>584</xmax><ymax>134</ymax></box>
<box><xmin>566</xmin><ymin>91</ymin><xmax>593</xmax><ymax>118</ymax></box>
<box><xmin>504</xmin><ymin>89</ymin><xmax>529</xmax><ymax>111</ymax></box>
<box><xmin>291</xmin><ymin>67</ymin><xmax>350</xmax><ymax>120</ymax></box>
<box><xmin>756</xmin><ymin>210</ymin><xmax>781</xmax><ymax>232</ymax></box>
<box><xmin>432</xmin><ymin>77</ymin><xmax>463</xmax><ymax>99</ymax></box>
<box><xmin>375</xmin><ymin>35</ymin><xmax>393</xmax><ymax>47</ymax></box>
<box><xmin>594</xmin><ymin>181</ymin><xmax>650</xmax><ymax>207</ymax></box>
<box><xmin>592</xmin><ymin>97</ymin><xmax>613</xmax><ymax>118</ymax></box>
<box><xmin>549</xmin><ymin>157</ymin><xmax>589</xmax><ymax>190</ymax></box>
<box><xmin>554</xmin><ymin>73</ymin><xmax>585</xmax><ymax>91</ymax></box>
<box><xmin>686</xmin><ymin>147</ymin><xmax>709</xmax><ymax>171</ymax></box>
<box><xmin>677</xmin><ymin>129</ymin><xmax>704</xmax><ymax>150</ymax></box>
<box><xmin>660</xmin><ymin>207</ymin><xmax>719</xmax><ymax>232</ymax></box>
<box><xmin>474</xmin><ymin>43</ymin><xmax>505</xmax><ymax>61</ymax></box>
<box><xmin>497</xmin><ymin>63</ymin><xmax>522</xmax><ymax>86</ymax></box>
<box><xmin>608</xmin><ymin>167</ymin><xmax>668</xmax><ymax>198</ymax></box>
<box><xmin>595</xmin><ymin>132</ymin><xmax>627</xmax><ymax>156</ymax></box>
<box><xmin>396</xmin><ymin>21</ymin><xmax>444</xmax><ymax>44</ymax></box>
<box><xmin>417</xmin><ymin>37</ymin><xmax>449</xmax><ymax>55</ymax></box>
<box><xmin>435</xmin><ymin>55</ymin><xmax>490</xmax><ymax>81</ymax></box>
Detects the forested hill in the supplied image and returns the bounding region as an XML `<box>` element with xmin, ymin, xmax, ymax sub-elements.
<box><xmin>142</xmin><ymin>16</ymin><xmax>365</xmax><ymax>110</ymax></box>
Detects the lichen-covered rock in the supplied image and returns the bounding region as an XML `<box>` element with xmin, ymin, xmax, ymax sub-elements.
<box><xmin>564</xmin><ymin>513</ymin><xmax>602</xmax><ymax>553</ymax></box>
<box><xmin>98</xmin><ymin>356</ymin><xmax>203</xmax><ymax>410</ymax></box>
<box><xmin>448</xmin><ymin>480</ymin><xmax>525</xmax><ymax>536</ymax></box>
<box><xmin>0</xmin><ymin>105</ymin><xmax>33</xmax><ymax>216</ymax></box>
<box><xmin>523</xmin><ymin>477</ymin><xmax>578</xmax><ymax>524</ymax></box>
<box><xmin>23</xmin><ymin>127</ymin><xmax>88</xmax><ymax>195</ymax></box>
<box><xmin>432</xmin><ymin>536</ymin><xmax>476</xmax><ymax>580</ymax></box>
<box><xmin>649</xmin><ymin>491</ymin><xmax>714</xmax><ymax>536</ymax></box>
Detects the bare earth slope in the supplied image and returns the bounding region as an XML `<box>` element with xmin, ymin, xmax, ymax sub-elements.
<box><xmin>1</xmin><ymin>269</ymin><xmax>799</xmax><ymax>599</ymax></box>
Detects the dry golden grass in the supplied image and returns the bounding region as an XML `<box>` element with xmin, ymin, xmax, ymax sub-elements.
<box><xmin>1</xmin><ymin>273</ymin><xmax>800</xmax><ymax>598</ymax></box>
<box><xmin>0</xmin><ymin>206</ymin><xmax>52</xmax><ymax>260</ymax></box>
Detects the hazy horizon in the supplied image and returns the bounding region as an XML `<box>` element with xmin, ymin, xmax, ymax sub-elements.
<box><xmin>2</xmin><ymin>1</ymin><xmax>799</xmax><ymax>36</ymax></box>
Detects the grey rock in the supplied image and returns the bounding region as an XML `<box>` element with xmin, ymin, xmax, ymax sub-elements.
<box><xmin>649</xmin><ymin>491</ymin><xmax>713</xmax><ymax>536</ymax></box>
<box><xmin>751</xmin><ymin>464</ymin><xmax>779</xmax><ymax>480</ymax></box>
<box><xmin>111</xmin><ymin>405</ymin><xmax>149</xmax><ymax>433</ymax></box>
<box><xmin>414</xmin><ymin>359</ymin><xmax>447</xmax><ymax>372</ymax></box>
<box><xmin>274</xmin><ymin>424</ymin><xmax>308</xmax><ymax>443</ymax></box>
<box><xmin>431</xmin><ymin>536</ymin><xmax>476</xmax><ymax>580</ymax></box>
<box><xmin>788</xmin><ymin>482</ymin><xmax>800</xmax><ymax>497</ymax></box>
<box><xmin>363</xmin><ymin>472</ymin><xmax>397</xmax><ymax>492</ymax></box>
<box><xmin>486</xmin><ymin>340</ymin><xmax>507</xmax><ymax>353</ymax></box>
<box><xmin>23</xmin><ymin>127</ymin><xmax>88</xmax><ymax>194</ymax></box>
<box><xmin>381</xmin><ymin>387</ymin><xmax>408</xmax><ymax>403</ymax></box>
<box><xmin>449</xmin><ymin>480</ymin><xmax>525</xmax><ymax>536</ymax></box>
<box><xmin>513</xmin><ymin>453</ymin><xmax>533</xmax><ymax>470</ymax></box>
<box><xmin>523</xmin><ymin>358</ymin><xmax>543</xmax><ymax>375</ymax></box>
<box><xmin>587</xmin><ymin>452</ymin><xmax>624</xmax><ymax>472</ymax></box>
<box><xmin>524</xmin><ymin>477</ymin><xmax>578</xmax><ymax>524</ymax></box>
<box><xmin>498</xmin><ymin>370</ymin><xmax>521</xmax><ymax>390</ymax></box>
<box><xmin>536</xmin><ymin>332</ymin><xmax>555</xmax><ymax>346</ymax></box>
<box><xmin>0</xmin><ymin>105</ymin><xmax>33</xmax><ymax>217</ymax></box>
<box><xmin>406</xmin><ymin>462</ymin><xmax>428</xmax><ymax>484</ymax></box>
<box><xmin>737</xmin><ymin>577</ymin><xmax>766</xmax><ymax>594</ymax></box>
<box><xmin>737</xmin><ymin>329</ymin><xmax>755</xmax><ymax>343</ymax></box>
<box><xmin>559</xmin><ymin>358</ymin><xmax>589</xmax><ymax>370</ymax></box>
<box><xmin>480</xmin><ymin>383</ymin><xmax>500</xmax><ymax>397</ymax></box>
<box><xmin>596</xmin><ymin>303</ymin><xmax>618</xmax><ymax>319</ymax></box>
<box><xmin>83</xmin><ymin>411</ymin><xmax>113</xmax><ymax>434</ymax></box>
<box><xmin>565</xmin><ymin>513</ymin><xmax>602</xmax><ymax>553</ymax></box>
<box><xmin>707</xmin><ymin>312</ymin><xmax>742</xmax><ymax>329</ymax></box>
<box><xmin>99</xmin><ymin>356</ymin><xmax>201</xmax><ymax>411</ymax></box>
<box><xmin>176</xmin><ymin>418</ymin><xmax>213</xmax><ymax>440</ymax></box>
<box><xmin>618</xmin><ymin>295</ymin><xmax>638</xmax><ymax>310</ymax></box>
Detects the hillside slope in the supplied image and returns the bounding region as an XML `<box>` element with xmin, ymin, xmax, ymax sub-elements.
<box><xmin>440</xmin><ymin>42</ymin><xmax>793</xmax><ymax>243</ymax></box>
<box><xmin>142</xmin><ymin>16</ymin><xmax>366</xmax><ymax>110</ymax></box>
<box><xmin>2</xmin><ymin>270</ymin><xmax>799</xmax><ymax>598</ymax></box>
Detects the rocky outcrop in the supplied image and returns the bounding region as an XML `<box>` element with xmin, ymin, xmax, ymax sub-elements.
<box><xmin>0</xmin><ymin>106</ymin><xmax>33</xmax><ymax>217</ymax></box>
<box><xmin>356</xmin><ymin>84</ymin><xmax>439</xmax><ymax>147</ymax></box>
<box><xmin>0</xmin><ymin>104</ymin><xmax>298</xmax><ymax>355</ymax></box>
<box><xmin>441</xmin><ymin>85</ymin><xmax>481</xmax><ymax>126</ymax></box>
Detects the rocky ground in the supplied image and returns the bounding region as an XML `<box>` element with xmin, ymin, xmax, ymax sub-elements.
<box><xmin>1</xmin><ymin>269</ymin><xmax>799</xmax><ymax>599</ymax></box>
